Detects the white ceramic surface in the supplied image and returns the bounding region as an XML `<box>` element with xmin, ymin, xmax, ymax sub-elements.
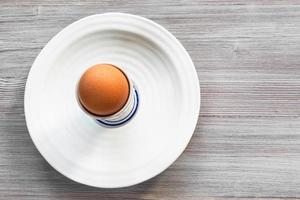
<box><xmin>24</xmin><ymin>13</ymin><xmax>200</xmax><ymax>188</ymax></box>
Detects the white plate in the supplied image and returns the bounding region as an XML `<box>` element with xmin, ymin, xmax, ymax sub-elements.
<box><xmin>24</xmin><ymin>13</ymin><xmax>200</xmax><ymax>188</ymax></box>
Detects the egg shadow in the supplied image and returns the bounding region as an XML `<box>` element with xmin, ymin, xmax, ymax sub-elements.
<box><xmin>18</xmin><ymin>87</ymin><xmax>161</xmax><ymax>199</ymax></box>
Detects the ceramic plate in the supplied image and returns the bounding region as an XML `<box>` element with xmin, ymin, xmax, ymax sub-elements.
<box><xmin>24</xmin><ymin>13</ymin><xmax>200</xmax><ymax>188</ymax></box>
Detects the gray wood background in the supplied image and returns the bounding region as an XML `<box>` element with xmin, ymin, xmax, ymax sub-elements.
<box><xmin>1</xmin><ymin>0</ymin><xmax>300</xmax><ymax>199</ymax></box>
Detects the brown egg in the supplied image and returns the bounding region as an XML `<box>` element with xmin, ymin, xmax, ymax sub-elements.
<box><xmin>78</xmin><ymin>64</ymin><xmax>130</xmax><ymax>116</ymax></box>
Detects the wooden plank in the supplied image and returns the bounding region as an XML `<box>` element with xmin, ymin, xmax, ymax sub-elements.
<box><xmin>1</xmin><ymin>1</ymin><xmax>300</xmax><ymax>199</ymax></box>
<box><xmin>0</xmin><ymin>117</ymin><xmax>300</xmax><ymax>199</ymax></box>
<box><xmin>2</xmin><ymin>0</ymin><xmax>300</xmax><ymax>6</ymax></box>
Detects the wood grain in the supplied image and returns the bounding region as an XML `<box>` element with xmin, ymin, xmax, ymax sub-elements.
<box><xmin>1</xmin><ymin>1</ymin><xmax>300</xmax><ymax>199</ymax></box>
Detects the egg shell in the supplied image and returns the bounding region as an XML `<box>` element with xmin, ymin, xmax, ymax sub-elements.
<box><xmin>78</xmin><ymin>64</ymin><xmax>130</xmax><ymax>116</ymax></box>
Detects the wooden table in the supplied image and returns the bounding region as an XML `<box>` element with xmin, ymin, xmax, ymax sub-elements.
<box><xmin>1</xmin><ymin>1</ymin><xmax>300</xmax><ymax>199</ymax></box>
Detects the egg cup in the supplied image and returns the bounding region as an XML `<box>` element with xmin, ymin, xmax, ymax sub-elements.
<box><xmin>76</xmin><ymin>65</ymin><xmax>139</xmax><ymax>128</ymax></box>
